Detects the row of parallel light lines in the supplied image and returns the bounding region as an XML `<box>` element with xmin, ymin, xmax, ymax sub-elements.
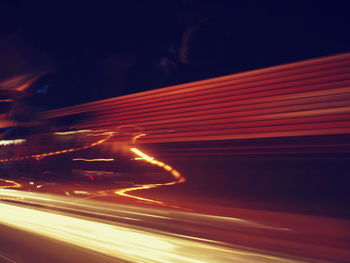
<box><xmin>41</xmin><ymin>53</ymin><xmax>350</xmax><ymax>144</ymax></box>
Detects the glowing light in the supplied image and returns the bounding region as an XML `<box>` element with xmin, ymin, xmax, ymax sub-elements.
<box><xmin>0</xmin><ymin>201</ymin><xmax>302</xmax><ymax>263</ymax></box>
<box><xmin>0</xmin><ymin>132</ymin><xmax>114</xmax><ymax>163</ymax></box>
<box><xmin>73</xmin><ymin>191</ymin><xmax>90</xmax><ymax>195</ymax></box>
<box><xmin>15</xmin><ymin>72</ymin><xmax>48</xmax><ymax>91</ymax></box>
<box><xmin>73</xmin><ymin>158</ymin><xmax>115</xmax><ymax>162</ymax></box>
<box><xmin>0</xmin><ymin>139</ymin><xmax>26</xmax><ymax>146</ymax></box>
<box><xmin>53</xmin><ymin>129</ymin><xmax>92</xmax><ymax>135</ymax></box>
<box><xmin>0</xmin><ymin>179</ymin><xmax>22</xmax><ymax>189</ymax></box>
<box><xmin>132</xmin><ymin>133</ymin><xmax>146</xmax><ymax>143</ymax></box>
<box><xmin>112</xmin><ymin>147</ymin><xmax>185</xmax><ymax>206</ymax></box>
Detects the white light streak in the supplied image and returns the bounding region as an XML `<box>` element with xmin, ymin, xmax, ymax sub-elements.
<box><xmin>0</xmin><ymin>201</ymin><xmax>301</xmax><ymax>263</ymax></box>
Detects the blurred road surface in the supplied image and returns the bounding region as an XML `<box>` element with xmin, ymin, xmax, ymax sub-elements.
<box><xmin>0</xmin><ymin>189</ymin><xmax>349</xmax><ymax>263</ymax></box>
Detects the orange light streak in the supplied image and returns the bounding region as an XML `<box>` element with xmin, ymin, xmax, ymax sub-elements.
<box><xmin>0</xmin><ymin>200</ymin><xmax>303</xmax><ymax>263</ymax></box>
<box><xmin>0</xmin><ymin>178</ymin><xmax>22</xmax><ymax>189</ymax></box>
<box><xmin>15</xmin><ymin>72</ymin><xmax>48</xmax><ymax>91</ymax></box>
<box><xmin>73</xmin><ymin>158</ymin><xmax>115</xmax><ymax>162</ymax></box>
<box><xmin>40</xmin><ymin>53</ymin><xmax>350</xmax><ymax>144</ymax></box>
<box><xmin>0</xmin><ymin>132</ymin><xmax>114</xmax><ymax>163</ymax></box>
<box><xmin>112</xmin><ymin>147</ymin><xmax>185</xmax><ymax>206</ymax></box>
<box><xmin>132</xmin><ymin>133</ymin><xmax>146</xmax><ymax>143</ymax></box>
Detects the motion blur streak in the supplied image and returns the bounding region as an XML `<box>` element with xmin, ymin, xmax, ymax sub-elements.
<box><xmin>0</xmin><ymin>201</ymin><xmax>302</xmax><ymax>263</ymax></box>
<box><xmin>112</xmin><ymin>147</ymin><xmax>185</xmax><ymax>206</ymax></box>
<box><xmin>39</xmin><ymin>53</ymin><xmax>350</xmax><ymax>145</ymax></box>
<box><xmin>14</xmin><ymin>72</ymin><xmax>48</xmax><ymax>92</ymax></box>
<box><xmin>0</xmin><ymin>139</ymin><xmax>26</xmax><ymax>146</ymax></box>
<box><xmin>130</xmin><ymin>147</ymin><xmax>184</xmax><ymax>183</ymax></box>
<box><xmin>72</xmin><ymin>158</ymin><xmax>115</xmax><ymax>162</ymax></box>
<box><xmin>0</xmin><ymin>131</ymin><xmax>113</xmax><ymax>163</ymax></box>
<box><xmin>0</xmin><ymin>179</ymin><xmax>22</xmax><ymax>189</ymax></box>
<box><xmin>53</xmin><ymin>130</ymin><xmax>92</xmax><ymax>135</ymax></box>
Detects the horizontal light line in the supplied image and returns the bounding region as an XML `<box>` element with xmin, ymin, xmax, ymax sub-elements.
<box><xmin>42</xmin><ymin>54</ymin><xmax>350</xmax><ymax>116</ymax></box>
<box><xmin>73</xmin><ymin>158</ymin><xmax>115</xmax><ymax>162</ymax></box>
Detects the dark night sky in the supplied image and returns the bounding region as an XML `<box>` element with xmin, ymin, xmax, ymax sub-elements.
<box><xmin>0</xmin><ymin>1</ymin><xmax>349</xmax><ymax>108</ymax></box>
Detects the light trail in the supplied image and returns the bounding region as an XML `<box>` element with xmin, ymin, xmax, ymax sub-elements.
<box><xmin>0</xmin><ymin>131</ymin><xmax>114</xmax><ymax>163</ymax></box>
<box><xmin>0</xmin><ymin>179</ymin><xmax>22</xmax><ymax>189</ymax></box>
<box><xmin>0</xmin><ymin>200</ymin><xmax>305</xmax><ymax>263</ymax></box>
<box><xmin>72</xmin><ymin>158</ymin><xmax>115</xmax><ymax>162</ymax></box>
<box><xmin>0</xmin><ymin>179</ymin><xmax>23</xmax><ymax>201</ymax></box>
<box><xmin>0</xmin><ymin>139</ymin><xmax>26</xmax><ymax>146</ymax></box>
<box><xmin>132</xmin><ymin>133</ymin><xmax>146</xmax><ymax>143</ymax></box>
<box><xmin>38</xmin><ymin>53</ymin><xmax>350</xmax><ymax>145</ymax></box>
<box><xmin>85</xmin><ymin>141</ymin><xmax>186</xmax><ymax>208</ymax></box>
<box><xmin>53</xmin><ymin>130</ymin><xmax>93</xmax><ymax>135</ymax></box>
<box><xmin>111</xmin><ymin>146</ymin><xmax>185</xmax><ymax>207</ymax></box>
<box><xmin>79</xmin><ymin>132</ymin><xmax>186</xmax><ymax>208</ymax></box>
<box><xmin>0</xmin><ymin>190</ymin><xmax>348</xmax><ymax>262</ymax></box>
<box><xmin>14</xmin><ymin>72</ymin><xmax>48</xmax><ymax>91</ymax></box>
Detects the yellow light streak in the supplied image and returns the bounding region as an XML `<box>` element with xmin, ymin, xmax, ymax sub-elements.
<box><xmin>53</xmin><ymin>129</ymin><xmax>92</xmax><ymax>135</ymax></box>
<box><xmin>0</xmin><ymin>178</ymin><xmax>22</xmax><ymax>189</ymax></box>
<box><xmin>0</xmin><ymin>139</ymin><xmax>26</xmax><ymax>146</ymax></box>
<box><xmin>130</xmin><ymin>147</ymin><xmax>184</xmax><ymax>184</ymax></box>
<box><xmin>112</xmin><ymin>147</ymin><xmax>185</xmax><ymax>206</ymax></box>
<box><xmin>0</xmin><ymin>201</ymin><xmax>302</xmax><ymax>263</ymax></box>
<box><xmin>132</xmin><ymin>133</ymin><xmax>146</xmax><ymax>143</ymax></box>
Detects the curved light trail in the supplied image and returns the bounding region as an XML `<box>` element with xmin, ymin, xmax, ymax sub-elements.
<box><xmin>111</xmin><ymin>146</ymin><xmax>185</xmax><ymax>207</ymax></box>
<box><xmin>81</xmin><ymin>131</ymin><xmax>186</xmax><ymax>208</ymax></box>
<box><xmin>0</xmin><ymin>131</ymin><xmax>114</xmax><ymax>163</ymax></box>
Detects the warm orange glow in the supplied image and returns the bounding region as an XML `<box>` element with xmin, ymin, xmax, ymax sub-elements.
<box><xmin>73</xmin><ymin>158</ymin><xmax>115</xmax><ymax>162</ymax></box>
<box><xmin>130</xmin><ymin>147</ymin><xmax>184</xmax><ymax>183</ymax></box>
<box><xmin>39</xmin><ymin>53</ymin><xmax>350</xmax><ymax>146</ymax></box>
<box><xmin>83</xmin><ymin>133</ymin><xmax>186</xmax><ymax>207</ymax></box>
<box><xmin>0</xmin><ymin>178</ymin><xmax>22</xmax><ymax>189</ymax></box>
<box><xmin>112</xmin><ymin>147</ymin><xmax>185</xmax><ymax>206</ymax></box>
<box><xmin>0</xmin><ymin>197</ymin><xmax>302</xmax><ymax>263</ymax></box>
<box><xmin>0</xmin><ymin>132</ymin><xmax>114</xmax><ymax>163</ymax></box>
<box><xmin>54</xmin><ymin>129</ymin><xmax>92</xmax><ymax>135</ymax></box>
<box><xmin>132</xmin><ymin>133</ymin><xmax>146</xmax><ymax>143</ymax></box>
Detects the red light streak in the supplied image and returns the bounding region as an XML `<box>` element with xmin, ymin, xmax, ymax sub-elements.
<box><xmin>35</xmin><ymin>53</ymin><xmax>350</xmax><ymax>147</ymax></box>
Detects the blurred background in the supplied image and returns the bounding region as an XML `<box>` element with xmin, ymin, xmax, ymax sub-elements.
<box><xmin>0</xmin><ymin>1</ymin><xmax>350</xmax><ymax>262</ymax></box>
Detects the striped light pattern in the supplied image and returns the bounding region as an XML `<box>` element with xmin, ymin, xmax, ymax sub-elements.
<box><xmin>41</xmin><ymin>53</ymin><xmax>350</xmax><ymax>144</ymax></box>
